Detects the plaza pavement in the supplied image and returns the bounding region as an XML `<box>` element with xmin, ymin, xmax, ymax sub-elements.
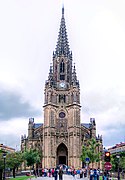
<box><xmin>29</xmin><ymin>174</ymin><xmax>89</xmax><ymax>180</ymax></box>
<box><xmin>28</xmin><ymin>175</ymin><xmax>122</xmax><ymax>180</ymax></box>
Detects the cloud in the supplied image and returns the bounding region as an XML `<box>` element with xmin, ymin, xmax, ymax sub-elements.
<box><xmin>0</xmin><ymin>116</ymin><xmax>42</xmax><ymax>149</ymax></box>
<box><xmin>101</xmin><ymin>126</ymin><xmax>125</xmax><ymax>148</ymax></box>
<box><xmin>0</xmin><ymin>118</ymin><xmax>28</xmax><ymax>149</ymax></box>
<box><xmin>83</xmin><ymin>88</ymin><xmax>125</xmax><ymax>117</ymax></box>
<box><xmin>81</xmin><ymin>88</ymin><xmax>125</xmax><ymax>147</ymax></box>
<box><xmin>0</xmin><ymin>133</ymin><xmax>20</xmax><ymax>150</ymax></box>
<box><xmin>0</xmin><ymin>88</ymin><xmax>41</xmax><ymax>120</ymax></box>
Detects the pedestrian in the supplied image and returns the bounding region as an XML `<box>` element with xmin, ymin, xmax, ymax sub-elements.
<box><xmin>33</xmin><ymin>169</ymin><xmax>37</xmax><ymax>178</ymax></box>
<box><xmin>93</xmin><ymin>169</ymin><xmax>97</xmax><ymax>180</ymax></box>
<box><xmin>48</xmin><ymin>168</ymin><xmax>51</xmax><ymax>177</ymax></box>
<box><xmin>54</xmin><ymin>168</ymin><xmax>58</xmax><ymax>180</ymax></box>
<box><xmin>90</xmin><ymin>168</ymin><xmax>93</xmax><ymax>180</ymax></box>
<box><xmin>97</xmin><ymin>168</ymin><xmax>100</xmax><ymax>180</ymax></box>
<box><xmin>80</xmin><ymin>169</ymin><xmax>83</xmax><ymax>178</ymax></box>
<box><xmin>68</xmin><ymin>168</ymin><xmax>71</xmax><ymax>175</ymax></box>
<box><xmin>52</xmin><ymin>168</ymin><xmax>55</xmax><ymax>177</ymax></box>
<box><xmin>44</xmin><ymin>168</ymin><xmax>47</xmax><ymax>177</ymax></box>
<box><xmin>103</xmin><ymin>171</ymin><xmax>107</xmax><ymax>180</ymax></box>
<box><xmin>58</xmin><ymin>167</ymin><xmax>63</xmax><ymax>180</ymax></box>
<box><xmin>77</xmin><ymin>168</ymin><xmax>80</xmax><ymax>178</ymax></box>
<box><xmin>72</xmin><ymin>169</ymin><xmax>76</xmax><ymax>179</ymax></box>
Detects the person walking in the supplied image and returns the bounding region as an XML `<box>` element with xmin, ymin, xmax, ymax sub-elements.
<box><xmin>103</xmin><ymin>171</ymin><xmax>107</xmax><ymax>180</ymax></box>
<box><xmin>58</xmin><ymin>167</ymin><xmax>63</xmax><ymax>180</ymax></box>
<box><xmin>90</xmin><ymin>168</ymin><xmax>93</xmax><ymax>180</ymax></box>
<box><xmin>52</xmin><ymin>168</ymin><xmax>55</xmax><ymax>177</ymax></box>
<box><xmin>54</xmin><ymin>168</ymin><xmax>58</xmax><ymax>180</ymax></box>
<box><xmin>33</xmin><ymin>169</ymin><xmax>36</xmax><ymax>178</ymax></box>
<box><xmin>72</xmin><ymin>169</ymin><xmax>76</xmax><ymax>179</ymax></box>
<box><xmin>97</xmin><ymin>168</ymin><xmax>100</xmax><ymax>180</ymax></box>
<box><xmin>76</xmin><ymin>168</ymin><xmax>80</xmax><ymax>178</ymax></box>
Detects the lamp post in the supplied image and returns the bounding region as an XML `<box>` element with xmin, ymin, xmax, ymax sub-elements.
<box><xmin>3</xmin><ymin>153</ymin><xmax>6</xmax><ymax>180</ymax></box>
<box><xmin>116</xmin><ymin>155</ymin><xmax>120</xmax><ymax>180</ymax></box>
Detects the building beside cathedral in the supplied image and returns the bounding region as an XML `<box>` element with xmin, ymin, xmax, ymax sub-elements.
<box><xmin>21</xmin><ymin>7</ymin><xmax>103</xmax><ymax>168</ymax></box>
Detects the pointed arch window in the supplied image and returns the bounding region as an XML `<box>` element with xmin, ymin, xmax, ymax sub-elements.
<box><xmin>60</xmin><ymin>60</ymin><xmax>65</xmax><ymax>73</ymax></box>
<box><xmin>50</xmin><ymin>110</ymin><xmax>55</xmax><ymax>127</ymax></box>
<box><xmin>59</xmin><ymin>94</ymin><xmax>66</xmax><ymax>103</ymax></box>
<box><xmin>60</xmin><ymin>75</ymin><xmax>65</xmax><ymax>80</ymax></box>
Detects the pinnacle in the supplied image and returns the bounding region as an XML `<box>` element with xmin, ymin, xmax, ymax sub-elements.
<box><xmin>54</xmin><ymin>7</ymin><xmax>71</xmax><ymax>58</ymax></box>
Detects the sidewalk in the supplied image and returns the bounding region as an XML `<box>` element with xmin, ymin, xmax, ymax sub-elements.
<box><xmin>28</xmin><ymin>175</ymin><xmax>125</xmax><ymax>180</ymax></box>
<box><xmin>28</xmin><ymin>174</ymin><xmax>89</xmax><ymax>180</ymax></box>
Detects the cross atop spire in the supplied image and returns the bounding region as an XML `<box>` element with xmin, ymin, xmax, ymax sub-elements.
<box><xmin>53</xmin><ymin>7</ymin><xmax>72</xmax><ymax>59</ymax></box>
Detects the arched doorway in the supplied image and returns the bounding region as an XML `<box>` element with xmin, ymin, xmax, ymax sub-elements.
<box><xmin>57</xmin><ymin>143</ymin><xmax>68</xmax><ymax>166</ymax></box>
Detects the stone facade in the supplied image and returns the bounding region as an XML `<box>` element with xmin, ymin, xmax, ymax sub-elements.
<box><xmin>21</xmin><ymin>7</ymin><xmax>103</xmax><ymax>169</ymax></box>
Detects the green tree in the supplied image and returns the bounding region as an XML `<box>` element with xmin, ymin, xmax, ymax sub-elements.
<box><xmin>80</xmin><ymin>145</ymin><xmax>88</xmax><ymax>163</ymax></box>
<box><xmin>119</xmin><ymin>156</ymin><xmax>125</xmax><ymax>170</ymax></box>
<box><xmin>0</xmin><ymin>152</ymin><xmax>4</xmax><ymax>180</ymax></box>
<box><xmin>111</xmin><ymin>152</ymin><xmax>125</xmax><ymax>172</ymax></box>
<box><xmin>23</xmin><ymin>149</ymin><xmax>41</xmax><ymax>175</ymax></box>
<box><xmin>81</xmin><ymin>138</ymin><xmax>101</xmax><ymax>168</ymax></box>
<box><xmin>6</xmin><ymin>151</ymin><xmax>23</xmax><ymax>178</ymax></box>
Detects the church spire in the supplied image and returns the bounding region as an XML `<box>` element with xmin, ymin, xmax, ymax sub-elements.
<box><xmin>54</xmin><ymin>6</ymin><xmax>72</xmax><ymax>59</ymax></box>
<box><xmin>48</xmin><ymin>63</ymin><xmax>53</xmax><ymax>81</ymax></box>
<box><xmin>47</xmin><ymin>63</ymin><xmax>53</xmax><ymax>87</ymax></box>
<box><xmin>62</xmin><ymin>5</ymin><xmax>64</xmax><ymax>15</ymax></box>
<box><xmin>72</xmin><ymin>63</ymin><xmax>79</xmax><ymax>88</ymax></box>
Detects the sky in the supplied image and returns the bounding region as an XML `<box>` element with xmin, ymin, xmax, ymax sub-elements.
<box><xmin>0</xmin><ymin>0</ymin><xmax>125</xmax><ymax>150</ymax></box>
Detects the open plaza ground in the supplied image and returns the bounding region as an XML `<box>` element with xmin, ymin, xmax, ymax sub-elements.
<box><xmin>29</xmin><ymin>175</ymin><xmax>88</xmax><ymax>180</ymax></box>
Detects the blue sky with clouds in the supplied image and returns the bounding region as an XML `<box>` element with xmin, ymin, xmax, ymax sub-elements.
<box><xmin>0</xmin><ymin>0</ymin><xmax>125</xmax><ymax>149</ymax></box>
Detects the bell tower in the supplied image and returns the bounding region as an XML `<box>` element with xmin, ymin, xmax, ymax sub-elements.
<box><xmin>42</xmin><ymin>7</ymin><xmax>81</xmax><ymax>168</ymax></box>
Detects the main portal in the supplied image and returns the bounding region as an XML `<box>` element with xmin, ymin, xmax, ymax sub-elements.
<box><xmin>57</xmin><ymin>143</ymin><xmax>68</xmax><ymax>165</ymax></box>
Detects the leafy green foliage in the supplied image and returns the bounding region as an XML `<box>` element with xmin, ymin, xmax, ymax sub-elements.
<box><xmin>111</xmin><ymin>154</ymin><xmax>118</xmax><ymax>171</ymax></box>
<box><xmin>80</xmin><ymin>145</ymin><xmax>88</xmax><ymax>163</ymax></box>
<box><xmin>80</xmin><ymin>138</ymin><xmax>101</xmax><ymax>167</ymax></box>
<box><xmin>119</xmin><ymin>156</ymin><xmax>125</xmax><ymax>170</ymax></box>
<box><xmin>0</xmin><ymin>149</ymin><xmax>7</xmax><ymax>169</ymax></box>
<box><xmin>110</xmin><ymin>152</ymin><xmax>125</xmax><ymax>172</ymax></box>
<box><xmin>6</xmin><ymin>151</ymin><xmax>23</xmax><ymax>169</ymax></box>
<box><xmin>0</xmin><ymin>153</ymin><xmax>4</xmax><ymax>169</ymax></box>
<box><xmin>0</xmin><ymin>150</ymin><xmax>24</xmax><ymax>178</ymax></box>
<box><xmin>23</xmin><ymin>149</ymin><xmax>40</xmax><ymax>167</ymax></box>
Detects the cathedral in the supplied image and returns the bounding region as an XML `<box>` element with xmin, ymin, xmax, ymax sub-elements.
<box><xmin>21</xmin><ymin>7</ymin><xmax>102</xmax><ymax>169</ymax></box>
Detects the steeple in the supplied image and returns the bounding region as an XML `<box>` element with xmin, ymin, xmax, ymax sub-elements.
<box><xmin>47</xmin><ymin>63</ymin><xmax>53</xmax><ymax>87</ymax></box>
<box><xmin>72</xmin><ymin>63</ymin><xmax>79</xmax><ymax>87</ymax></box>
<box><xmin>48</xmin><ymin>63</ymin><xmax>53</xmax><ymax>81</ymax></box>
<box><xmin>53</xmin><ymin>6</ymin><xmax>72</xmax><ymax>59</ymax></box>
<box><xmin>46</xmin><ymin>7</ymin><xmax>79</xmax><ymax>87</ymax></box>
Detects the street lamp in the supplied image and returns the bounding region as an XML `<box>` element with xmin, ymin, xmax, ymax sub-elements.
<box><xmin>116</xmin><ymin>155</ymin><xmax>120</xmax><ymax>180</ymax></box>
<box><xmin>3</xmin><ymin>153</ymin><xmax>6</xmax><ymax>180</ymax></box>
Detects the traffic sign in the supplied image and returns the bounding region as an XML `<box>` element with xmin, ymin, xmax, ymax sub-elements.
<box><xmin>85</xmin><ymin>157</ymin><xmax>90</xmax><ymax>162</ymax></box>
<box><xmin>104</xmin><ymin>162</ymin><xmax>112</xmax><ymax>170</ymax></box>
